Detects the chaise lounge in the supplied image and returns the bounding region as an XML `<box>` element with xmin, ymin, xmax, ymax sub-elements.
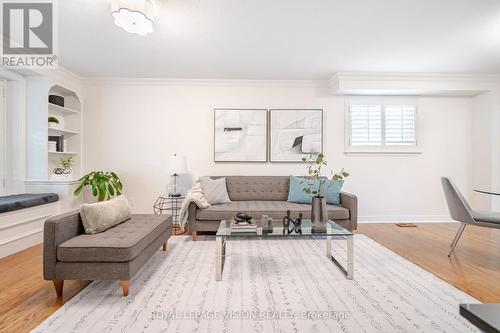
<box><xmin>43</xmin><ymin>211</ymin><xmax>172</xmax><ymax>297</ymax></box>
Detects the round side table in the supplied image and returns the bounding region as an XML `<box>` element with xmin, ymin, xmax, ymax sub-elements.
<box><xmin>153</xmin><ymin>195</ymin><xmax>185</xmax><ymax>235</ymax></box>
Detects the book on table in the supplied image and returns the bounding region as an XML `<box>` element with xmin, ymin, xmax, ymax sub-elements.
<box><xmin>231</xmin><ymin>219</ymin><xmax>257</xmax><ymax>233</ymax></box>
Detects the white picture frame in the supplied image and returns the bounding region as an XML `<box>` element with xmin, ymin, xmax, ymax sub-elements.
<box><xmin>214</xmin><ymin>108</ymin><xmax>268</xmax><ymax>162</ymax></box>
<box><xmin>269</xmin><ymin>109</ymin><xmax>323</xmax><ymax>162</ymax></box>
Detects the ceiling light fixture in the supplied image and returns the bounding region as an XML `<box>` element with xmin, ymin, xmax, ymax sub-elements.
<box><xmin>111</xmin><ymin>0</ymin><xmax>155</xmax><ymax>36</ymax></box>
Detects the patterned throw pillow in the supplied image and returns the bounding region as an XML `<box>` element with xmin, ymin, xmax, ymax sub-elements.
<box><xmin>200</xmin><ymin>177</ymin><xmax>231</xmax><ymax>204</ymax></box>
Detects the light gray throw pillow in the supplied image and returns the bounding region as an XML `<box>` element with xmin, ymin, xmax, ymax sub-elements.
<box><xmin>200</xmin><ymin>177</ymin><xmax>231</xmax><ymax>204</ymax></box>
<box><xmin>80</xmin><ymin>195</ymin><xmax>132</xmax><ymax>234</ymax></box>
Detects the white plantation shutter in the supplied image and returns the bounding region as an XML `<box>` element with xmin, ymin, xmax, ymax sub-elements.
<box><xmin>347</xmin><ymin>99</ymin><xmax>418</xmax><ymax>152</ymax></box>
<box><xmin>384</xmin><ymin>105</ymin><xmax>416</xmax><ymax>145</ymax></box>
<box><xmin>350</xmin><ymin>105</ymin><xmax>382</xmax><ymax>145</ymax></box>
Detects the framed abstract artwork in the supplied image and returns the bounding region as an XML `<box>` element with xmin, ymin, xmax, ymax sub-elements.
<box><xmin>214</xmin><ymin>108</ymin><xmax>268</xmax><ymax>162</ymax></box>
<box><xmin>269</xmin><ymin>109</ymin><xmax>323</xmax><ymax>162</ymax></box>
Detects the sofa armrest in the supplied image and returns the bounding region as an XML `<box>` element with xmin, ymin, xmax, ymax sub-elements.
<box><xmin>188</xmin><ymin>202</ymin><xmax>198</xmax><ymax>231</ymax></box>
<box><xmin>340</xmin><ymin>191</ymin><xmax>358</xmax><ymax>230</ymax></box>
<box><xmin>43</xmin><ymin>210</ymin><xmax>84</xmax><ymax>280</ymax></box>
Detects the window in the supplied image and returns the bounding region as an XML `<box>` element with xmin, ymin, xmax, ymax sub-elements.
<box><xmin>346</xmin><ymin>97</ymin><xmax>419</xmax><ymax>154</ymax></box>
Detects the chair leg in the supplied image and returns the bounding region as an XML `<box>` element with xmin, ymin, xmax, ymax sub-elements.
<box><xmin>192</xmin><ymin>230</ymin><xmax>197</xmax><ymax>241</ymax></box>
<box><xmin>162</xmin><ymin>241</ymin><xmax>167</xmax><ymax>252</ymax></box>
<box><xmin>53</xmin><ymin>280</ymin><xmax>64</xmax><ymax>298</ymax></box>
<box><xmin>448</xmin><ymin>223</ymin><xmax>466</xmax><ymax>257</ymax></box>
<box><xmin>121</xmin><ymin>280</ymin><xmax>129</xmax><ymax>297</ymax></box>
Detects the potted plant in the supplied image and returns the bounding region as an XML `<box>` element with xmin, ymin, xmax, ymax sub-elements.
<box><xmin>48</xmin><ymin>116</ymin><xmax>59</xmax><ymax>129</ymax></box>
<box><xmin>52</xmin><ymin>157</ymin><xmax>73</xmax><ymax>179</ymax></box>
<box><xmin>301</xmin><ymin>153</ymin><xmax>349</xmax><ymax>231</ymax></box>
<box><xmin>74</xmin><ymin>171</ymin><xmax>123</xmax><ymax>202</ymax></box>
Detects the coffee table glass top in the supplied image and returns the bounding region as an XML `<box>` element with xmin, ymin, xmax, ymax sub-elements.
<box><xmin>216</xmin><ymin>219</ymin><xmax>352</xmax><ymax>237</ymax></box>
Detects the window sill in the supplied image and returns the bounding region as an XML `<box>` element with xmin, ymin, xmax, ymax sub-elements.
<box><xmin>344</xmin><ymin>151</ymin><xmax>422</xmax><ymax>156</ymax></box>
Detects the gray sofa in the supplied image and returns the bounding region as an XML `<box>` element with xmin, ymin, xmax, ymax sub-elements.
<box><xmin>188</xmin><ymin>176</ymin><xmax>357</xmax><ymax>240</ymax></box>
<box><xmin>43</xmin><ymin>211</ymin><xmax>172</xmax><ymax>297</ymax></box>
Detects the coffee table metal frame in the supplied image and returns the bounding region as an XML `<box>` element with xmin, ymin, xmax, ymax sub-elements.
<box><xmin>215</xmin><ymin>219</ymin><xmax>353</xmax><ymax>281</ymax></box>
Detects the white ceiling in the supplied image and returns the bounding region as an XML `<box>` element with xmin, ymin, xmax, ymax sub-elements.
<box><xmin>59</xmin><ymin>0</ymin><xmax>500</xmax><ymax>79</ymax></box>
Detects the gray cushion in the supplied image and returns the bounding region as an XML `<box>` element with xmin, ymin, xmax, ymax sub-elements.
<box><xmin>472</xmin><ymin>210</ymin><xmax>500</xmax><ymax>224</ymax></box>
<box><xmin>57</xmin><ymin>214</ymin><xmax>172</xmax><ymax>263</ymax></box>
<box><xmin>196</xmin><ymin>200</ymin><xmax>349</xmax><ymax>221</ymax></box>
<box><xmin>200</xmin><ymin>177</ymin><xmax>231</xmax><ymax>204</ymax></box>
<box><xmin>0</xmin><ymin>193</ymin><xmax>58</xmax><ymax>213</ymax></box>
<box><xmin>213</xmin><ymin>176</ymin><xmax>290</xmax><ymax>201</ymax></box>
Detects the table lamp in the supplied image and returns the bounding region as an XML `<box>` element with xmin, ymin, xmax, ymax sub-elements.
<box><xmin>167</xmin><ymin>154</ymin><xmax>187</xmax><ymax>197</ymax></box>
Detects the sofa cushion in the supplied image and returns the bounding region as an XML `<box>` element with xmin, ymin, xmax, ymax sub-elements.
<box><xmin>200</xmin><ymin>177</ymin><xmax>231</xmax><ymax>204</ymax></box>
<box><xmin>57</xmin><ymin>214</ymin><xmax>172</xmax><ymax>263</ymax></box>
<box><xmin>214</xmin><ymin>176</ymin><xmax>290</xmax><ymax>201</ymax></box>
<box><xmin>80</xmin><ymin>196</ymin><xmax>132</xmax><ymax>234</ymax></box>
<box><xmin>195</xmin><ymin>201</ymin><xmax>349</xmax><ymax>221</ymax></box>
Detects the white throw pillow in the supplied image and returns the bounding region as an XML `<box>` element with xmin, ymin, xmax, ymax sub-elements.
<box><xmin>80</xmin><ymin>195</ymin><xmax>132</xmax><ymax>234</ymax></box>
<box><xmin>200</xmin><ymin>177</ymin><xmax>231</xmax><ymax>204</ymax></box>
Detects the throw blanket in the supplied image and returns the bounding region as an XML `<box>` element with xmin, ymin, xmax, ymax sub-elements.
<box><xmin>179</xmin><ymin>182</ymin><xmax>210</xmax><ymax>229</ymax></box>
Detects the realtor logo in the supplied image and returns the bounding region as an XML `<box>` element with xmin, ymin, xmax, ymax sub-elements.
<box><xmin>1</xmin><ymin>1</ymin><xmax>57</xmax><ymax>68</ymax></box>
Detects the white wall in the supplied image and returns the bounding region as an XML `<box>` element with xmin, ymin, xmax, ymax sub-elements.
<box><xmin>82</xmin><ymin>80</ymin><xmax>474</xmax><ymax>221</ymax></box>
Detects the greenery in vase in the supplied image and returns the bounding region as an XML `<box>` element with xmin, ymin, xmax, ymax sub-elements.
<box><xmin>59</xmin><ymin>156</ymin><xmax>73</xmax><ymax>169</ymax></box>
<box><xmin>48</xmin><ymin>116</ymin><xmax>59</xmax><ymax>124</ymax></box>
<box><xmin>301</xmin><ymin>153</ymin><xmax>349</xmax><ymax>198</ymax></box>
<box><xmin>74</xmin><ymin>171</ymin><xmax>123</xmax><ymax>202</ymax></box>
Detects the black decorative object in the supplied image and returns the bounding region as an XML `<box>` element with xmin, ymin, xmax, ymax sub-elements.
<box><xmin>48</xmin><ymin>135</ymin><xmax>64</xmax><ymax>152</ymax></box>
<box><xmin>49</xmin><ymin>95</ymin><xmax>65</xmax><ymax>107</ymax></box>
<box><xmin>234</xmin><ymin>212</ymin><xmax>252</xmax><ymax>224</ymax></box>
<box><xmin>282</xmin><ymin>210</ymin><xmax>303</xmax><ymax>234</ymax></box>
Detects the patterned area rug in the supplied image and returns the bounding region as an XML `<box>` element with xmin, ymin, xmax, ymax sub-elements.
<box><xmin>32</xmin><ymin>235</ymin><xmax>479</xmax><ymax>333</ymax></box>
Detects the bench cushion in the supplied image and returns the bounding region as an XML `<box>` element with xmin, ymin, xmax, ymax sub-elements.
<box><xmin>0</xmin><ymin>193</ymin><xmax>58</xmax><ymax>213</ymax></box>
<box><xmin>57</xmin><ymin>214</ymin><xmax>172</xmax><ymax>263</ymax></box>
<box><xmin>196</xmin><ymin>200</ymin><xmax>349</xmax><ymax>221</ymax></box>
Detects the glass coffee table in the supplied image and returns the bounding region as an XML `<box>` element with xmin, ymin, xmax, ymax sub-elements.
<box><xmin>215</xmin><ymin>219</ymin><xmax>353</xmax><ymax>281</ymax></box>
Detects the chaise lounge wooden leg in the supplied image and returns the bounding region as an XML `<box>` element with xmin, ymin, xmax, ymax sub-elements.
<box><xmin>53</xmin><ymin>280</ymin><xmax>64</xmax><ymax>298</ymax></box>
<box><xmin>162</xmin><ymin>241</ymin><xmax>167</xmax><ymax>252</ymax></box>
<box><xmin>192</xmin><ymin>230</ymin><xmax>197</xmax><ymax>241</ymax></box>
<box><xmin>121</xmin><ymin>280</ymin><xmax>129</xmax><ymax>297</ymax></box>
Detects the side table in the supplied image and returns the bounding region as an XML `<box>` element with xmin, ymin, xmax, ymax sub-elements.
<box><xmin>153</xmin><ymin>195</ymin><xmax>185</xmax><ymax>235</ymax></box>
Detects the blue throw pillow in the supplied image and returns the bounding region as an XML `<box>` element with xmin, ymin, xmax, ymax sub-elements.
<box><xmin>287</xmin><ymin>176</ymin><xmax>314</xmax><ymax>204</ymax></box>
<box><xmin>287</xmin><ymin>175</ymin><xmax>344</xmax><ymax>205</ymax></box>
<box><xmin>323</xmin><ymin>178</ymin><xmax>344</xmax><ymax>205</ymax></box>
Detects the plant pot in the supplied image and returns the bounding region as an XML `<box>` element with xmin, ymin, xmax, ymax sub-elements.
<box><xmin>311</xmin><ymin>196</ymin><xmax>328</xmax><ymax>233</ymax></box>
<box><xmin>48</xmin><ymin>122</ymin><xmax>59</xmax><ymax>129</ymax></box>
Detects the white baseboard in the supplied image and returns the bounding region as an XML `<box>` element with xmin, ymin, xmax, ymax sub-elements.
<box><xmin>358</xmin><ymin>215</ymin><xmax>454</xmax><ymax>224</ymax></box>
<box><xmin>0</xmin><ymin>203</ymin><xmax>59</xmax><ymax>259</ymax></box>
<box><xmin>0</xmin><ymin>228</ymin><xmax>43</xmax><ymax>258</ymax></box>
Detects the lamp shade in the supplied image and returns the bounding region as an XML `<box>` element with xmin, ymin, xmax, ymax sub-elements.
<box><xmin>111</xmin><ymin>0</ymin><xmax>155</xmax><ymax>36</ymax></box>
<box><xmin>168</xmin><ymin>154</ymin><xmax>187</xmax><ymax>175</ymax></box>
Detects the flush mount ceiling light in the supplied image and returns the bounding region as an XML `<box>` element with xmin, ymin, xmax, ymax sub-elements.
<box><xmin>111</xmin><ymin>0</ymin><xmax>155</xmax><ymax>36</ymax></box>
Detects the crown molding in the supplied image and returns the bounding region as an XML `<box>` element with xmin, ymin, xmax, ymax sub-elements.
<box><xmin>82</xmin><ymin>77</ymin><xmax>330</xmax><ymax>88</ymax></box>
<box><xmin>330</xmin><ymin>72</ymin><xmax>500</xmax><ymax>96</ymax></box>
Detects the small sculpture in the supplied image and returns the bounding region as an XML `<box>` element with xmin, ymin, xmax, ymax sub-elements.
<box><xmin>283</xmin><ymin>211</ymin><xmax>302</xmax><ymax>234</ymax></box>
<box><xmin>234</xmin><ymin>212</ymin><xmax>253</xmax><ymax>224</ymax></box>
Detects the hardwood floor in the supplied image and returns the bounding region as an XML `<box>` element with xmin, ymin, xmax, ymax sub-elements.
<box><xmin>0</xmin><ymin>223</ymin><xmax>498</xmax><ymax>332</ymax></box>
<box><xmin>356</xmin><ymin>223</ymin><xmax>500</xmax><ymax>303</ymax></box>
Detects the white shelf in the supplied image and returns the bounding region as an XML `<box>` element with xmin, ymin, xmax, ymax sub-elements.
<box><xmin>48</xmin><ymin>127</ymin><xmax>79</xmax><ymax>136</ymax></box>
<box><xmin>48</xmin><ymin>151</ymin><xmax>79</xmax><ymax>155</ymax></box>
<box><xmin>48</xmin><ymin>103</ymin><xmax>80</xmax><ymax>115</ymax></box>
<box><xmin>25</xmin><ymin>179</ymin><xmax>79</xmax><ymax>185</ymax></box>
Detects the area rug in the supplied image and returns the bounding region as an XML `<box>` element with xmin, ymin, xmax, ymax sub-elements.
<box><xmin>32</xmin><ymin>235</ymin><xmax>479</xmax><ymax>333</ymax></box>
